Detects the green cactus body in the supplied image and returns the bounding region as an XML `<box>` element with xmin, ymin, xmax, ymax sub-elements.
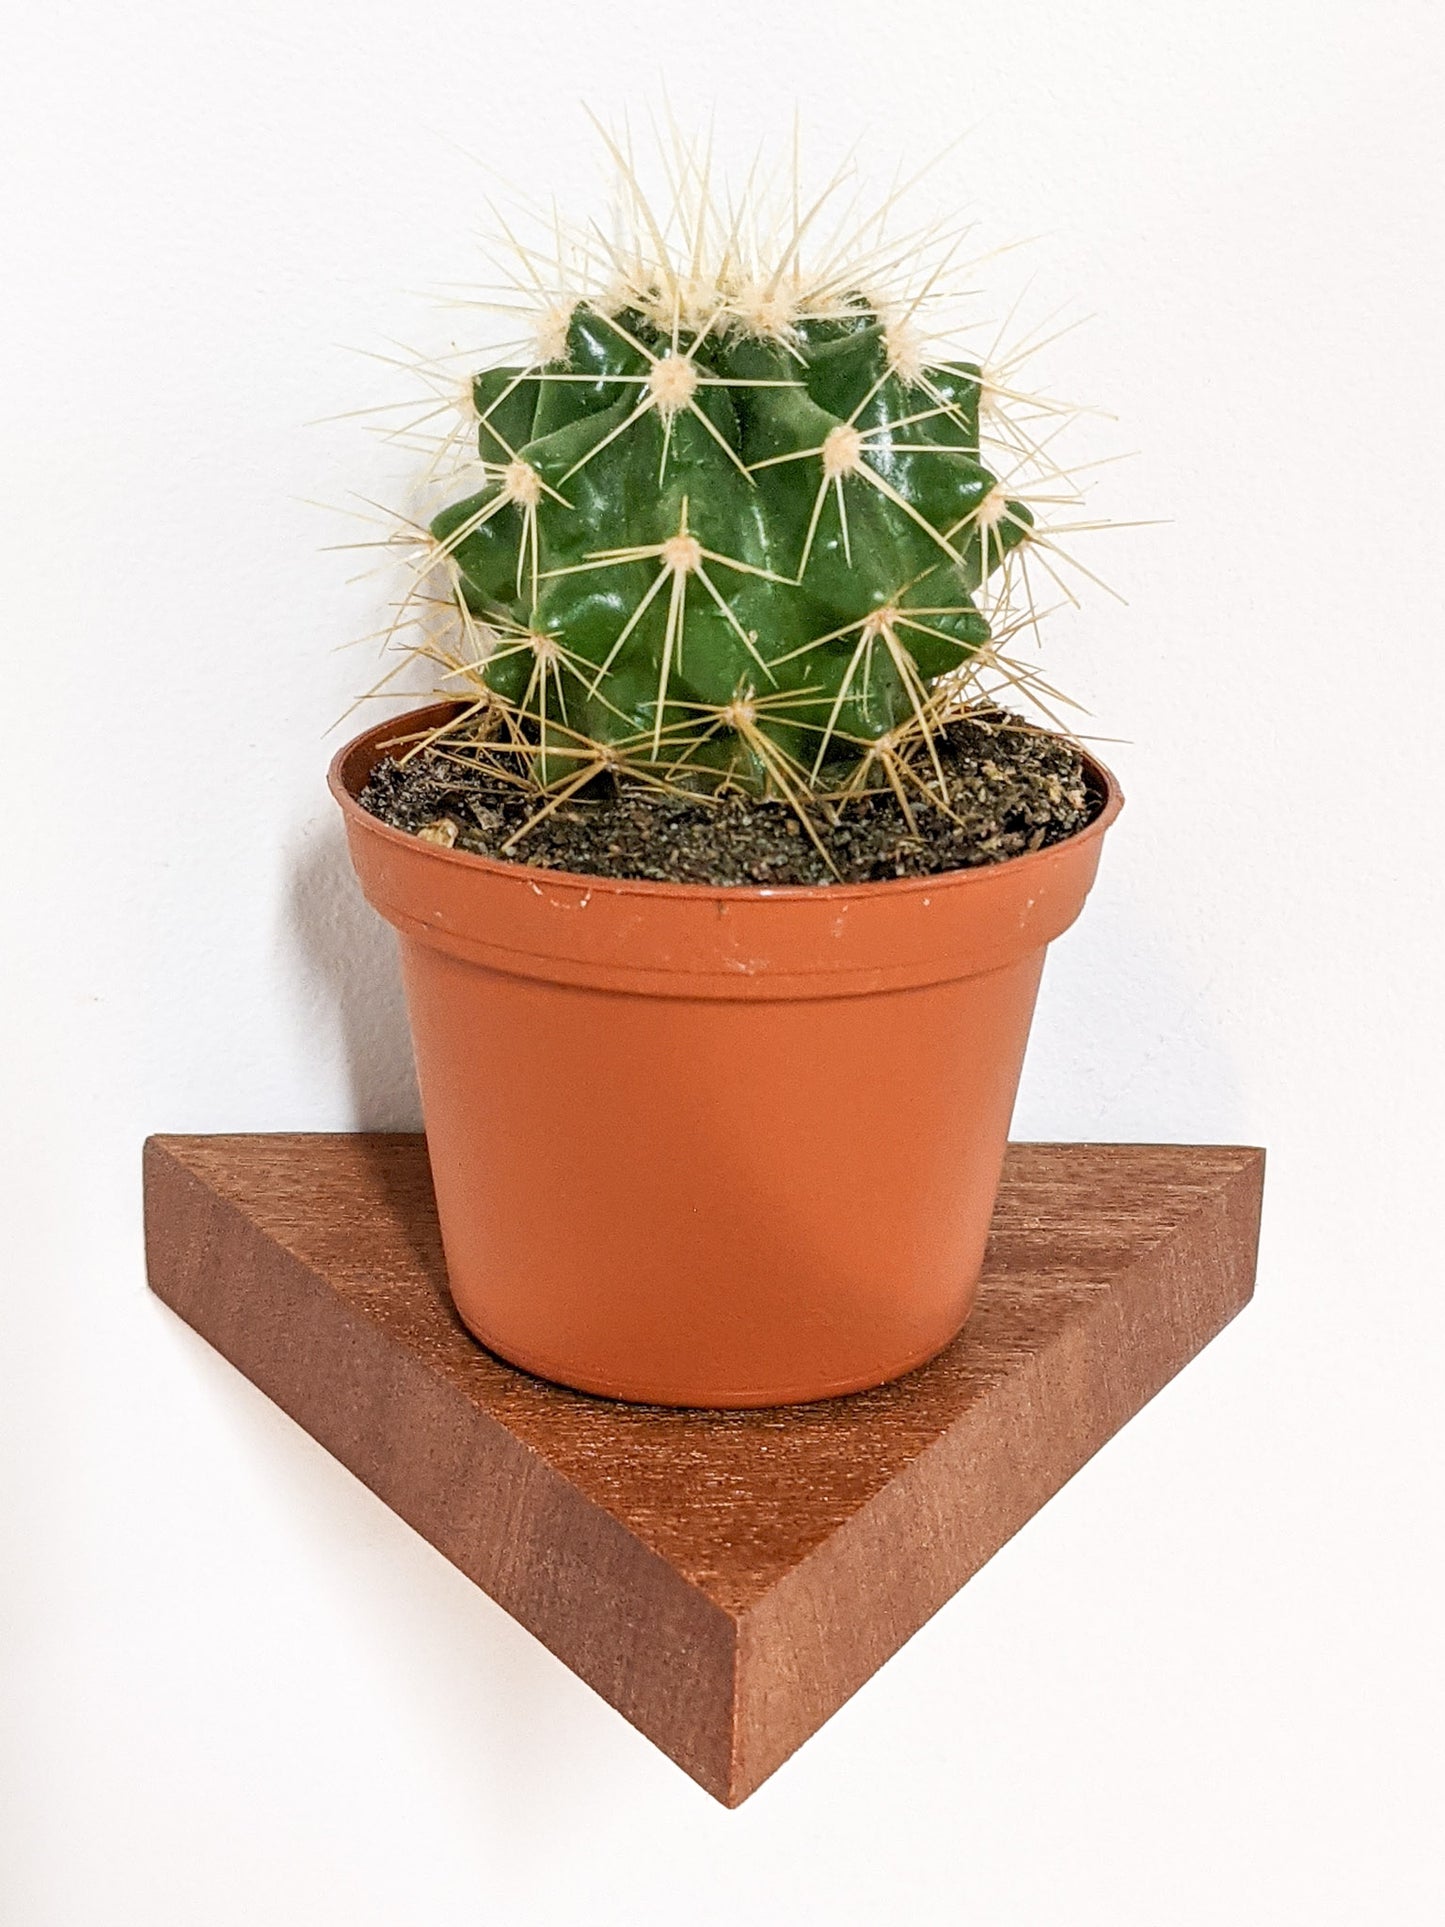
<box><xmin>428</xmin><ymin>288</ymin><xmax>1033</xmax><ymax>795</ymax></box>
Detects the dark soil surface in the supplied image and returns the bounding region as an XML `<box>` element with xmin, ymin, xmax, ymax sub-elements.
<box><xmin>358</xmin><ymin>711</ymin><xmax>1100</xmax><ymax>887</ymax></box>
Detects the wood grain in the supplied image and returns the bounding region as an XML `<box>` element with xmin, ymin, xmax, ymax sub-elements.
<box><xmin>143</xmin><ymin>1134</ymin><xmax>1263</xmax><ymax>1805</ymax></box>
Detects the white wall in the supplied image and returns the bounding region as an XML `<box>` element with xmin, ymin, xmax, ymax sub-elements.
<box><xmin>4</xmin><ymin>3</ymin><xmax>1443</xmax><ymax>1920</ymax></box>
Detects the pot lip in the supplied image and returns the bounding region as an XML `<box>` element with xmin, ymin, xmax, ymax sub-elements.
<box><xmin>329</xmin><ymin>701</ymin><xmax>1123</xmax><ymax>905</ymax></box>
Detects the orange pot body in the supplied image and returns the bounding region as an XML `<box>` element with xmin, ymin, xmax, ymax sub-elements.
<box><xmin>332</xmin><ymin>706</ymin><xmax>1121</xmax><ymax>1408</ymax></box>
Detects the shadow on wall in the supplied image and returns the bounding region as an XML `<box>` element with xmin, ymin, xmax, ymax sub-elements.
<box><xmin>1013</xmin><ymin>859</ymin><xmax>1247</xmax><ymax>1146</ymax></box>
<box><xmin>286</xmin><ymin>817</ymin><xmax>422</xmax><ymax>1131</ymax></box>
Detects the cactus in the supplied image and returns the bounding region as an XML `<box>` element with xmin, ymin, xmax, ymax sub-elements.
<box><xmin>394</xmin><ymin>135</ymin><xmax>1087</xmax><ymax>811</ymax></box>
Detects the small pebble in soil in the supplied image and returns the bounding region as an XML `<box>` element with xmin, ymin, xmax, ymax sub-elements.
<box><xmin>358</xmin><ymin>709</ymin><xmax>1100</xmax><ymax>888</ymax></box>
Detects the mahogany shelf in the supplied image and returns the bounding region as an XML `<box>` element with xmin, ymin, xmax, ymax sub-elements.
<box><xmin>143</xmin><ymin>1134</ymin><xmax>1263</xmax><ymax>1806</ymax></box>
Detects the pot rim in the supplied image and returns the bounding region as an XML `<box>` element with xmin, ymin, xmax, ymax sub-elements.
<box><xmin>329</xmin><ymin>700</ymin><xmax>1123</xmax><ymax>905</ymax></box>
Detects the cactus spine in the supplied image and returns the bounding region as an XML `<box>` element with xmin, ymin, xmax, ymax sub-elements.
<box><xmin>401</xmin><ymin>138</ymin><xmax>1076</xmax><ymax>809</ymax></box>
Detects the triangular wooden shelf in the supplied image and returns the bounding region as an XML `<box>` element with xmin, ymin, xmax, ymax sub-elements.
<box><xmin>143</xmin><ymin>1134</ymin><xmax>1263</xmax><ymax>1805</ymax></box>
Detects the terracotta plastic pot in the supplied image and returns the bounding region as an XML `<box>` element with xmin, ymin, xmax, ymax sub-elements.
<box><xmin>331</xmin><ymin>704</ymin><xmax>1121</xmax><ymax>1408</ymax></box>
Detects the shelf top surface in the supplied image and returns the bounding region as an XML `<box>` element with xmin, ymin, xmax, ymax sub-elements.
<box><xmin>150</xmin><ymin>1134</ymin><xmax>1261</xmax><ymax>1616</ymax></box>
